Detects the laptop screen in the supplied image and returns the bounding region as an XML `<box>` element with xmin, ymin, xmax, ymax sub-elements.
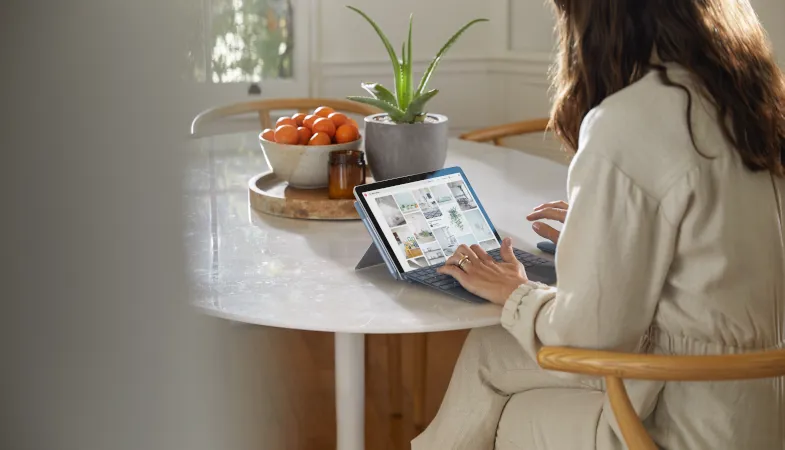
<box><xmin>358</xmin><ymin>170</ymin><xmax>502</xmax><ymax>273</ymax></box>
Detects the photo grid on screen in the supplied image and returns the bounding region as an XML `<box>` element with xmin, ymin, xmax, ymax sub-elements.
<box><xmin>370</xmin><ymin>177</ymin><xmax>500</xmax><ymax>271</ymax></box>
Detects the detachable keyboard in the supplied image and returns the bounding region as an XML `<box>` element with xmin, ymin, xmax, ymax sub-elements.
<box><xmin>406</xmin><ymin>248</ymin><xmax>553</xmax><ymax>292</ymax></box>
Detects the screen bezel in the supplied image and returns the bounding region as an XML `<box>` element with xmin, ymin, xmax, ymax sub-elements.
<box><xmin>354</xmin><ymin>166</ymin><xmax>503</xmax><ymax>274</ymax></box>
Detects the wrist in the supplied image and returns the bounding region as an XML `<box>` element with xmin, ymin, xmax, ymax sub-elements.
<box><xmin>495</xmin><ymin>277</ymin><xmax>528</xmax><ymax>305</ymax></box>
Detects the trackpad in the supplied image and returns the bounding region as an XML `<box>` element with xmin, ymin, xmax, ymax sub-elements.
<box><xmin>526</xmin><ymin>264</ymin><xmax>557</xmax><ymax>285</ymax></box>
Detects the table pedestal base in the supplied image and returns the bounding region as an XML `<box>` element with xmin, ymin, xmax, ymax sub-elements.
<box><xmin>335</xmin><ymin>332</ymin><xmax>365</xmax><ymax>450</ymax></box>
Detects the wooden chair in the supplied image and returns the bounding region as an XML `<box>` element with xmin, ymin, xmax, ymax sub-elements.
<box><xmin>459</xmin><ymin>118</ymin><xmax>551</xmax><ymax>146</ymax></box>
<box><xmin>537</xmin><ymin>346</ymin><xmax>785</xmax><ymax>450</ymax></box>
<box><xmin>190</xmin><ymin>98</ymin><xmax>380</xmax><ymax>137</ymax></box>
<box><xmin>459</xmin><ymin>118</ymin><xmax>572</xmax><ymax>166</ymax></box>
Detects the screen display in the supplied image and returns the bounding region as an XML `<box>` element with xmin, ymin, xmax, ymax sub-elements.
<box><xmin>359</xmin><ymin>170</ymin><xmax>501</xmax><ymax>273</ymax></box>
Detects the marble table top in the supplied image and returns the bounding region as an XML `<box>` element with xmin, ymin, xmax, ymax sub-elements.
<box><xmin>185</xmin><ymin>133</ymin><xmax>568</xmax><ymax>334</ymax></box>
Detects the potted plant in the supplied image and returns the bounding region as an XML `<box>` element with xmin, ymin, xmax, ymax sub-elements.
<box><xmin>346</xmin><ymin>6</ymin><xmax>488</xmax><ymax>181</ymax></box>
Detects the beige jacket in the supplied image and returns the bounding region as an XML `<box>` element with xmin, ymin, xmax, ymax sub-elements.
<box><xmin>501</xmin><ymin>65</ymin><xmax>785</xmax><ymax>449</ymax></box>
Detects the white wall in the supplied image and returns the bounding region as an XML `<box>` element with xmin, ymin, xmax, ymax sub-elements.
<box><xmin>317</xmin><ymin>0</ymin><xmax>494</xmax><ymax>63</ymax></box>
<box><xmin>509</xmin><ymin>1</ymin><xmax>555</xmax><ymax>54</ymax></box>
<box><xmin>751</xmin><ymin>0</ymin><xmax>785</xmax><ymax>67</ymax></box>
<box><xmin>311</xmin><ymin>0</ymin><xmax>785</xmax><ymax>133</ymax></box>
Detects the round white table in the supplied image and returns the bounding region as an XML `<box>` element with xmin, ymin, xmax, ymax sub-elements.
<box><xmin>184</xmin><ymin>132</ymin><xmax>568</xmax><ymax>450</ymax></box>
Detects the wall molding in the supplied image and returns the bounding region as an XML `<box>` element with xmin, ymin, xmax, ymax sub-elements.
<box><xmin>487</xmin><ymin>52</ymin><xmax>553</xmax><ymax>86</ymax></box>
<box><xmin>317</xmin><ymin>52</ymin><xmax>552</xmax><ymax>86</ymax></box>
<box><xmin>319</xmin><ymin>57</ymin><xmax>488</xmax><ymax>78</ymax></box>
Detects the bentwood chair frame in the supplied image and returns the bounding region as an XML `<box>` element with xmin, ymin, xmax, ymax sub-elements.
<box><xmin>537</xmin><ymin>346</ymin><xmax>785</xmax><ymax>450</ymax></box>
<box><xmin>190</xmin><ymin>98</ymin><xmax>380</xmax><ymax>137</ymax></box>
<box><xmin>459</xmin><ymin>118</ymin><xmax>551</xmax><ymax>146</ymax></box>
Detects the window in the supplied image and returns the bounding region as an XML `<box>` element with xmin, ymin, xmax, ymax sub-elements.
<box><xmin>186</xmin><ymin>0</ymin><xmax>310</xmax><ymax>111</ymax></box>
<box><xmin>194</xmin><ymin>0</ymin><xmax>294</xmax><ymax>83</ymax></box>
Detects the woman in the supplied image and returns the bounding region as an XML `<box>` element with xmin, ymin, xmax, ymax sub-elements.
<box><xmin>414</xmin><ymin>0</ymin><xmax>785</xmax><ymax>449</ymax></box>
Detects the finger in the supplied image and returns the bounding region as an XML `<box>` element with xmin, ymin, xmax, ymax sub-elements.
<box><xmin>455</xmin><ymin>244</ymin><xmax>480</xmax><ymax>267</ymax></box>
<box><xmin>445</xmin><ymin>249</ymin><xmax>465</xmax><ymax>265</ymax></box>
<box><xmin>444</xmin><ymin>253</ymin><xmax>463</xmax><ymax>269</ymax></box>
<box><xmin>470</xmin><ymin>244</ymin><xmax>494</xmax><ymax>264</ymax></box>
<box><xmin>500</xmin><ymin>237</ymin><xmax>517</xmax><ymax>263</ymax></box>
<box><xmin>526</xmin><ymin>207</ymin><xmax>567</xmax><ymax>223</ymax></box>
<box><xmin>533</xmin><ymin>201</ymin><xmax>568</xmax><ymax>212</ymax></box>
<box><xmin>437</xmin><ymin>264</ymin><xmax>469</xmax><ymax>285</ymax></box>
<box><xmin>532</xmin><ymin>222</ymin><xmax>561</xmax><ymax>243</ymax></box>
<box><xmin>527</xmin><ymin>207</ymin><xmax>568</xmax><ymax>221</ymax></box>
<box><xmin>456</xmin><ymin>244</ymin><xmax>478</xmax><ymax>259</ymax></box>
<box><xmin>444</xmin><ymin>248</ymin><xmax>475</xmax><ymax>272</ymax></box>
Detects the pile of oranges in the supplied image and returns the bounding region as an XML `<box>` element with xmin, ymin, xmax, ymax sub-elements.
<box><xmin>261</xmin><ymin>106</ymin><xmax>361</xmax><ymax>146</ymax></box>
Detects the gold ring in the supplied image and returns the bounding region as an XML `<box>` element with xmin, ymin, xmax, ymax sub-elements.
<box><xmin>458</xmin><ymin>255</ymin><xmax>470</xmax><ymax>270</ymax></box>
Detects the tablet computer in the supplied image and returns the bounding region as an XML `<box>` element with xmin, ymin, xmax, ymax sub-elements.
<box><xmin>354</xmin><ymin>166</ymin><xmax>556</xmax><ymax>302</ymax></box>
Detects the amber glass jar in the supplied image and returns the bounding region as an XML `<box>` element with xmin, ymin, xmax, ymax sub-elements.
<box><xmin>328</xmin><ymin>150</ymin><xmax>366</xmax><ymax>199</ymax></box>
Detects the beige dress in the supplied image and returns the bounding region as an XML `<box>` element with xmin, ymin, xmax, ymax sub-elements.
<box><xmin>413</xmin><ymin>65</ymin><xmax>785</xmax><ymax>449</ymax></box>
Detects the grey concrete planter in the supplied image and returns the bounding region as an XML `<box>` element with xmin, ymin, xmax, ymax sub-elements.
<box><xmin>363</xmin><ymin>113</ymin><xmax>449</xmax><ymax>181</ymax></box>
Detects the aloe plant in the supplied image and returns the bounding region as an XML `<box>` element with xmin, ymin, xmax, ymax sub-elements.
<box><xmin>346</xmin><ymin>6</ymin><xmax>488</xmax><ymax>124</ymax></box>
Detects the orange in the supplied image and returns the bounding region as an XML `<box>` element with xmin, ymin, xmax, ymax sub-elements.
<box><xmin>303</xmin><ymin>114</ymin><xmax>319</xmax><ymax>130</ymax></box>
<box><xmin>292</xmin><ymin>113</ymin><xmax>307</xmax><ymax>126</ymax></box>
<box><xmin>314</xmin><ymin>106</ymin><xmax>335</xmax><ymax>118</ymax></box>
<box><xmin>276</xmin><ymin>116</ymin><xmax>297</xmax><ymax>128</ymax></box>
<box><xmin>335</xmin><ymin>124</ymin><xmax>360</xmax><ymax>144</ymax></box>
<box><xmin>296</xmin><ymin>126</ymin><xmax>312</xmax><ymax>145</ymax></box>
<box><xmin>274</xmin><ymin>124</ymin><xmax>299</xmax><ymax>145</ymax></box>
<box><xmin>261</xmin><ymin>128</ymin><xmax>275</xmax><ymax>142</ymax></box>
<box><xmin>328</xmin><ymin>112</ymin><xmax>349</xmax><ymax>128</ymax></box>
<box><xmin>348</xmin><ymin>117</ymin><xmax>359</xmax><ymax>129</ymax></box>
<box><xmin>308</xmin><ymin>132</ymin><xmax>332</xmax><ymax>146</ymax></box>
<box><xmin>312</xmin><ymin>117</ymin><xmax>336</xmax><ymax>138</ymax></box>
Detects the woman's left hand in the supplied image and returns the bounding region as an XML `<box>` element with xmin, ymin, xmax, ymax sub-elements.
<box><xmin>437</xmin><ymin>238</ymin><xmax>529</xmax><ymax>306</ymax></box>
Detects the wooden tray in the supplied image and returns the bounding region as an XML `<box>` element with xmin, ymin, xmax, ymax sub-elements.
<box><xmin>249</xmin><ymin>171</ymin><xmax>370</xmax><ymax>220</ymax></box>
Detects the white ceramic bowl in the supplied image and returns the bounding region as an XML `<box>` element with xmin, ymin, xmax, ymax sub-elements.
<box><xmin>259</xmin><ymin>134</ymin><xmax>363</xmax><ymax>189</ymax></box>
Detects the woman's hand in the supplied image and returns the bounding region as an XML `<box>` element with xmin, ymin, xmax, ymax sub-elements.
<box><xmin>527</xmin><ymin>201</ymin><xmax>568</xmax><ymax>243</ymax></box>
<box><xmin>436</xmin><ymin>238</ymin><xmax>528</xmax><ymax>306</ymax></box>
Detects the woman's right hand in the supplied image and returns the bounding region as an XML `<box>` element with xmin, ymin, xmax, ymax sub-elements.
<box><xmin>526</xmin><ymin>201</ymin><xmax>568</xmax><ymax>243</ymax></box>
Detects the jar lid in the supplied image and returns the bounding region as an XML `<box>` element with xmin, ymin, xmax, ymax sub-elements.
<box><xmin>329</xmin><ymin>149</ymin><xmax>365</xmax><ymax>164</ymax></box>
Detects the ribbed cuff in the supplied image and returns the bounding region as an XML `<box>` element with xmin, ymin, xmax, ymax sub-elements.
<box><xmin>500</xmin><ymin>281</ymin><xmax>558</xmax><ymax>361</ymax></box>
<box><xmin>501</xmin><ymin>281</ymin><xmax>539</xmax><ymax>326</ymax></box>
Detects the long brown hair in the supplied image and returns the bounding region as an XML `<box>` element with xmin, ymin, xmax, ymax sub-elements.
<box><xmin>549</xmin><ymin>0</ymin><xmax>785</xmax><ymax>176</ymax></box>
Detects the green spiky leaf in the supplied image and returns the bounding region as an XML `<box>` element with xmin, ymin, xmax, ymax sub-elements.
<box><xmin>361</xmin><ymin>82</ymin><xmax>397</xmax><ymax>106</ymax></box>
<box><xmin>407</xmin><ymin>14</ymin><xmax>413</xmax><ymax>84</ymax></box>
<box><xmin>347</xmin><ymin>96</ymin><xmax>406</xmax><ymax>122</ymax></box>
<box><xmin>346</xmin><ymin>6</ymin><xmax>403</xmax><ymax>105</ymax></box>
<box><xmin>403</xmin><ymin>14</ymin><xmax>414</xmax><ymax>108</ymax></box>
<box><xmin>415</xmin><ymin>18</ymin><xmax>488</xmax><ymax>97</ymax></box>
<box><xmin>401</xmin><ymin>89</ymin><xmax>439</xmax><ymax>123</ymax></box>
<box><xmin>400</xmin><ymin>41</ymin><xmax>410</xmax><ymax>110</ymax></box>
